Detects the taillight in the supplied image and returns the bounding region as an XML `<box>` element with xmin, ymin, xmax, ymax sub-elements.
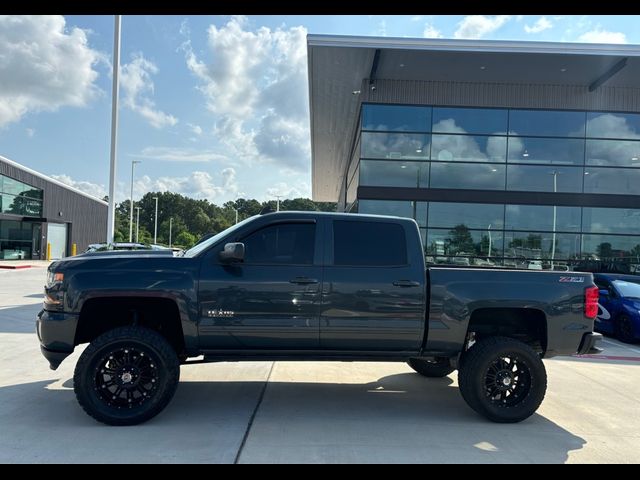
<box><xmin>585</xmin><ymin>286</ymin><xmax>599</xmax><ymax>319</ymax></box>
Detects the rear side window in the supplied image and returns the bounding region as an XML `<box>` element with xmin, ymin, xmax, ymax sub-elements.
<box><xmin>333</xmin><ymin>220</ymin><xmax>407</xmax><ymax>266</ymax></box>
<box><xmin>242</xmin><ymin>223</ymin><xmax>315</xmax><ymax>265</ymax></box>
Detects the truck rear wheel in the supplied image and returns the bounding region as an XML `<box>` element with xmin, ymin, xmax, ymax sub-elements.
<box><xmin>458</xmin><ymin>337</ymin><xmax>547</xmax><ymax>423</ymax></box>
<box><xmin>407</xmin><ymin>358</ymin><xmax>455</xmax><ymax>378</ymax></box>
<box><xmin>73</xmin><ymin>326</ymin><xmax>180</xmax><ymax>426</ymax></box>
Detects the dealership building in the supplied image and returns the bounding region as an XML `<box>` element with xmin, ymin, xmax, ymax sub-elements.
<box><xmin>308</xmin><ymin>35</ymin><xmax>640</xmax><ymax>269</ymax></box>
<box><xmin>0</xmin><ymin>155</ymin><xmax>107</xmax><ymax>260</ymax></box>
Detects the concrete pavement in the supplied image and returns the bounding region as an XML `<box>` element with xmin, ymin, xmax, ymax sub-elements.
<box><xmin>1</xmin><ymin>268</ymin><xmax>639</xmax><ymax>463</ymax></box>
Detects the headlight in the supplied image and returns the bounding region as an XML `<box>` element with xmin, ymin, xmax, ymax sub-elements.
<box><xmin>46</xmin><ymin>271</ymin><xmax>64</xmax><ymax>288</ymax></box>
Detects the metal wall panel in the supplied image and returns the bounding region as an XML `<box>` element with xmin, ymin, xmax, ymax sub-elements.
<box><xmin>363</xmin><ymin>79</ymin><xmax>640</xmax><ymax>112</ymax></box>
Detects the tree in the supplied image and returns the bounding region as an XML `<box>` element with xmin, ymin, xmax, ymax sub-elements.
<box><xmin>597</xmin><ymin>242</ymin><xmax>613</xmax><ymax>259</ymax></box>
<box><xmin>175</xmin><ymin>231</ymin><xmax>197</xmax><ymax>249</ymax></box>
<box><xmin>447</xmin><ymin>224</ymin><xmax>474</xmax><ymax>254</ymax></box>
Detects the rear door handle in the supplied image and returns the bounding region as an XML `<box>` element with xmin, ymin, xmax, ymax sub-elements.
<box><xmin>290</xmin><ymin>277</ymin><xmax>319</xmax><ymax>285</ymax></box>
<box><xmin>393</xmin><ymin>280</ymin><xmax>420</xmax><ymax>288</ymax></box>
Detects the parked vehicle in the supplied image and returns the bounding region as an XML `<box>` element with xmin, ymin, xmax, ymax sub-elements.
<box><xmin>594</xmin><ymin>273</ymin><xmax>640</xmax><ymax>343</ymax></box>
<box><xmin>37</xmin><ymin>212</ymin><xmax>601</xmax><ymax>426</ymax></box>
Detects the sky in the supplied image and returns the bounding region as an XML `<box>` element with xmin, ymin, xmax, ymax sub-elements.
<box><xmin>0</xmin><ymin>14</ymin><xmax>638</xmax><ymax>204</ymax></box>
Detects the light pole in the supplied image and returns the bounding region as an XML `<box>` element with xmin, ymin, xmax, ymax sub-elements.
<box><xmin>273</xmin><ymin>195</ymin><xmax>283</xmax><ymax>212</ymax></box>
<box><xmin>153</xmin><ymin>197</ymin><xmax>159</xmax><ymax>245</ymax></box>
<box><xmin>106</xmin><ymin>15</ymin><xmax>121</xmax><ymax>244</ymax></box>
<box><xmin>135</xmin><ymin>207</ymin><xmax>141</xmax><ymax>243</ymax></box>
<box><xmin>129</xmin><ymin>160</ymin><xmax>141</xmax><ymax>242</ymax></box>
<box><xmin>549</xmin><ymin>170</ymin><xmax>562</xmax><ymax>270</ymax></box>
<box><xmin>169</xmin><ymin>217</ymin><xmax>173</xmax><ymax>248</ymax></box>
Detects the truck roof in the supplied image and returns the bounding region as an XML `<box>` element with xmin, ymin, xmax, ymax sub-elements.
<box><xmin>259</xmin><ymin>210</ymin><xmax>418</xmax><ymax>224</ymax></box>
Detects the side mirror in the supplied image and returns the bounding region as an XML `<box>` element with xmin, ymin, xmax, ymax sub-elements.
<box><xmin>219</xmin><ymin>242</ymin><xmax>245</xmax><ymax>263</ymax></box>
<box><xmin>599</xmin><ymin>289</ymin><xmax>609</xmax><ymax>298</ymax></box>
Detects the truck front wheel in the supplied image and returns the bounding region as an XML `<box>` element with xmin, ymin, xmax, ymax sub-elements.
<box><xmin>407</xmin><ymin>357</ymin><xmax>455</xmax><ymax>378</ymax></box>
<box><xmin>458</xmin><ymin>337</ymin><xmax>547</xmax><ymax>423</ymax></box>
<box><xmin>73</xmin><ymin>326</ymin><xmax>180</xmax><ymax>426</ymax></box>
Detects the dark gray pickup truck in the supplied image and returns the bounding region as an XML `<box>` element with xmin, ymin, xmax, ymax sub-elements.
<box><xmin>37</xmin><ymin>211</ymin><xmax>601</xmax><ymax>426</ymax></box>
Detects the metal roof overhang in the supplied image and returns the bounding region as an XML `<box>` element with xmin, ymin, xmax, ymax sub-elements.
<box><xmin>307</xmin><ymin>35</ymin><xmax>640</xmax><ymax>202</ymax></box>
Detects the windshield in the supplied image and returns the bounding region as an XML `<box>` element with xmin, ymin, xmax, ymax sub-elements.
<box><xmin>182</xmin><ymin>216</ymin><xmax>257</xmax><ymax>258</ymax></box>
<box><xmin>612</xmin><ymin>280</ymin><xmax>640</xmax><ymax>299</ymax></box>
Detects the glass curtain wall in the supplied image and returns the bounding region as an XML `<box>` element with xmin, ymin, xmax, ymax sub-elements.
<box><xmin>0</xmin><ymin>175</ymin><xmax>43</xmax><ymax>260</ymax></box>
<box><xmin>356</xmin><ymin>105</ymin><xmax>640</xmax><ymax>271</ymax></box>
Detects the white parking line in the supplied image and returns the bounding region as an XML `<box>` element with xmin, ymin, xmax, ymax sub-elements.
<box><xmin>602</xmin><ymin>339</ymin><xmax>640</xmax><ymax>355</ymax></box>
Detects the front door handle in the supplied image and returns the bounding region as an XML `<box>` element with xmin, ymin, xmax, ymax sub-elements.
<box><xmin>393</xmin><ymin>280</ymin><xmax>420</xmax><ymax>288</ymax></box>
<box><xmin>290</xmin><ymin>277</ymin><xmax>319</xmax><ymax>285</ymax></box>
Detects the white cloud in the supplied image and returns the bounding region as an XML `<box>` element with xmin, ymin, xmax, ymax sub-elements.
<box><xmin>131</xmin><ymin>146</ymin><xmax>227</xmax><ymax>163</ymax></box>
<box><xmin>0</xmin><ymin>15</ymin><xmax>103</xmax><ymax>127</ymax></box>
<box><xmin>423</xmin><ymin>23</ymin><xmax>443</xmax><ymax>39</ymax></box>
<box><xmin>51</xmin><ymin>174</ymin><xmax>107</xmax><ymax>200</ymax></box>
<box><xmin>578</xmin><ymin>28</ymin><xmax>627</xmax><ymax>44</ymax></box>
<box><xmin>187</xmin><ymin>123</ymin><xmax>202</xmax><ymax>135</ymax></box>
<box><xmin>53</xmin><ymin>168</ymin><xmax>239</xmax><ymax>204</ymax></box>
<box><xmin>120</xmin><ymin>53</ymin><xmax>178</xmax><ymax>129</ymax></box>
<box><xmin>253</xmin><ymin>113</ymin><xmax>310</xmax><ymax>170</ymax></box>
<box><xmin>135</xmin><ymin>169</ymin><xmax>238</xmax><ymax>201</ymax></box>
<box><xmin>266</xmin><ymin>181</ymin><xmax>311</xmax><ymax>199</ymax></box>
<box><xmin>454</xmin><ymin>15</ymin><xmax>511</xmax><ymax>39</ymax></box>
<box><xmin>25</xmin><ymin>128</ymin><xmax>35</xmax><ymax>137</ymax></box>
<box><xmin>181</xmin><ymin>16</ymin><xmax>310</xmax><ymax>172</ymax></box>
<box><xmin>524</xmin><ymin>17</ymin><xmax>553</xmax><ymax>34</ymax></box>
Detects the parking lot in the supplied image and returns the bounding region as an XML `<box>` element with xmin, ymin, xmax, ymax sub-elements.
<box><xmin>1</xmin><ymin>267</ymin><xmax>639</xmax><ymax>464</ymax></box>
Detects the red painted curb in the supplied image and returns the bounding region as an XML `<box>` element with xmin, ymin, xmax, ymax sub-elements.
<box><xmin>0</xmin><ymin>265</ymin><xmax>32</xmax><ymax>270</ymax></box>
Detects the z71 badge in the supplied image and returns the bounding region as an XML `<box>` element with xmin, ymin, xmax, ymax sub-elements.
<box><xmin>207</xmin><ymin>309</ymin><xmax>235</xmax><ymax>318</ymax></box>
<box><xmin>559</xmin><ymin>277</ymin><xmax>585</xmax><ymax>283</ymax></box>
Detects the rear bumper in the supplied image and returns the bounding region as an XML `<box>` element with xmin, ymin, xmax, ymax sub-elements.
<box><xmin>36</xmin><ymin>309</ymin><xmax>77</xmax><ymax>370</ymax></box>
<box><xmin>577</xmin><ymin>332</ymin><xmax>603</xmax><ymax>355</ymax></box>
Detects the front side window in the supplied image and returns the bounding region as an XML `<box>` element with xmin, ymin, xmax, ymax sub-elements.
<box><xmin>242</xmin><ymin>223</ymin><xmax>315</xmax><ymax>265</ymax></box>
<box><xmin>333</xmin><ymin>220</ymin><xmax>407</xmax><ymax>266</ymax></box>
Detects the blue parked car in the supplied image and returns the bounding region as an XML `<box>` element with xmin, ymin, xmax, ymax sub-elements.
<box><xmin>593</xmin><ymin>273</ymin><xmax>640</xmax><ymax>343</ymax></box>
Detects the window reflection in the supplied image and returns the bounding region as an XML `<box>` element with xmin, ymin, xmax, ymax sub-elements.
<box><xmin>586</xmin><ymin>139</ymin><xmax>640</xmax><ymax>167</ymax></box>
<box><xmin>432</xmin><ymin>107</ymin><xmax>507</xmax><ymax>135</ymax></box>
<box><xmin>509</xmin><ymin>109</ymin><xmax>586</xmax><ymax>137</ymax></box>
<box><xmin>415</xmin><ymin>202</ymin><xmax>428</xmax><ymax>227</ymax></box>
<box><xmin>362</xmin><ymin>104</ymin><xmax>431</xmax><ymax>132</ymax></box>
<box><xmin>359</xmin><ymin>160</ymin><xmax>428</xmax><ymax>188</ymax></box>
<box><xmin>584</xmin><ymin>167</ymin><xmax>640</xmax><ymax>195</ymax></box>
<box><xmin>504</xmin><ymin>231</ymin><xmax>580</xmax><ymax>263</ymax></box>
<box><xmin>0</xmin><ymin>220</ymin><xmax>34</xmax><ymax>260</ymax></box>
<box><xmin>430</xmin><ymin>163</ymin><xmax>505</xmax><ymax>190</ymax></box>
<box><xmin>582</xmin><ymin>208</ymin><xmax>640</xmax><ymax>235</ymax></box>
<box><xmin>507</xmin><ymin>166</ymin><xmax>583</xmax><ymax>193</ymax></box>
<box><xmin>426</xmin><ymin>227</ymin><xmax>504</xmax><ymax>265</ymax></box>
<box><xmin>507</xmin><ymin>137</ymin><xmax>584</xmax><ymax>165</ymax></box>
<box><xmin>361</xmin><ymin>132</ymin><xmax>430</xmax><ymax>160</ymax></box>
<box><xmin>586</xmin><ymin>112</ymin><xmax>640</xmax><ymax>140</ymax></box>
<box><xmin>582</xmin><ymin>235</ymin><xmax>640</xmax><ymax>262</ymax></box>
<box><xmin>432</xmin><ymin>134</ymin><xmax>506</xmax><ymax>163</ymax></box>
<box><xmin>505</xmin><ymin>205</ymin><xmax>581</xmax><ymax>232</ymax></box>
<box><xmin>358</xmin><ymin>199</ymin><xmax>414</xmax><ymax>219</ymax></box>
<box><xmin>429</xmin><ymin>202</ymin><xmax>504</xmax><ymax>229</ymax></box>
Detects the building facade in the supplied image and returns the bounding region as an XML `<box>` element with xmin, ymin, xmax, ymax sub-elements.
<box><xmin>0</xmin><ymin>155</ymin><xmax>107</xmax><ymax>260</ymax></box>
<box><xmin>308</xmin><ymin>36</ymin><xmax>640</xmax><ymax>271</ymax></box>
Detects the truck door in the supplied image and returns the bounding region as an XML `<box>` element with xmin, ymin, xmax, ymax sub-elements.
<box><xmin>320</xmin><ymin>218</ymin><xmax>425</xmax><ymax>352</ymax></box>
<box><xmin>198</xmin><ymin>219</ymin><xmax>323</xmax><ymax>349</ymax></box>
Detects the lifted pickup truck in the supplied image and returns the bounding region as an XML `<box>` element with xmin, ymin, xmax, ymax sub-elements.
<box><xmin>37</xmin><ymin>212</ymin><xmax>601</xmax><ymax>426</ymax></box>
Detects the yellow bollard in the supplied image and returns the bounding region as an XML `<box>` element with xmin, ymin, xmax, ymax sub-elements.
<box><xmin>72</xmin><ymin>244</ymin><xmax>77</xmax><ymax>256</ymax></box>
<box><xmin>47</xmin><ymin>243</ymin><xmax>51</xmax><ymax>261</ymax></box>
